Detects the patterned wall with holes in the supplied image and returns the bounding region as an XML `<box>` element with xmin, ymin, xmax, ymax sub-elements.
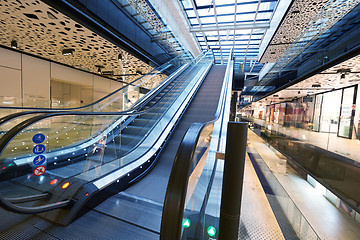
<box><xmin>260</xmin><ymin>0</ymin><xmax>328</xmax><ymax>63</ymax></box>
<box><xmin>0</xmin><ymin>0</ymin><xmax>154</xmax><ymax>83</ymax></box>
<box><xmin>258</xmin><ymin>53</ymin><xmax>360</xmax><ymax>104</ymax></box>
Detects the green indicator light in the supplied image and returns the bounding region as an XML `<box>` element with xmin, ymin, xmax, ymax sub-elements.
<box><xmin>182</xmin><ymin>218</ymin><xmax>191</xmax><ymax>228</ymax></box>
<box><xmin>207</xmin><ymin>226</ymin><xmax>216</xmax><ymax>237</ymax></box>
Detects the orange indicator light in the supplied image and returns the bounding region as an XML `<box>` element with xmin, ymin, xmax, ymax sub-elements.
<box><xmin>85</xmin><ymin>193</ymin><xmax>89</xmax><ymax>197</ymax></box>
<box><xmin>62</xmin><ymin>182</ymin><xmax>70</xmax><ymax>189</ymax></box>
<box><xmin>50</xmin><ymin>179</ymin><xmax>58</xmax><ymax>185</ymax></box>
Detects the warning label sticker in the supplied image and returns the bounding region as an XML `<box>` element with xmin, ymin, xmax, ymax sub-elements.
<box><xmin>33</xmin><ymin>165</ymin><xmax>46</xmax><ymax>176</ymax></box>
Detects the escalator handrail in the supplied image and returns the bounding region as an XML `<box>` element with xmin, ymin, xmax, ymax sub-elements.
<box><xmin>0</xmin><ymin>52</ymin><xmax>206</xmax><ymax>127</ymax></box>
<box><xmin>0</xmin><ymin>61</ymin><xmax>183</xmax><ymax>127</ymax></box>
<box><xmin>0</xmin><ymin>50</ymin><xmax>212</xmax><ymax>158</ymax></box>
<box><xmin>0</xmin><ymin>50</ymin><xmax>210</xmax><ymax>159</ymax></box>
<box><xmin>160</xmin><ymin>49</ymin><xmax>233</xmax><ymax>239</ymax></box>
<box><xmin>0</xmin><ymin>55</ymin><xmax>182</xmax><ymax>111</ymax></box>
<box><xmin>6</xmin><ymin>193</ymin><xmax>50</xmax><ymax>204</ymax></box>
<box><xmin>0</xmin><ymin>51</ymin><xmax>212</xmax><ymax>215</ymax></box>
<box><xmin>0</xmin><ymin>196</ymin><xmax>72</xmax><ymax>214</ymax></box>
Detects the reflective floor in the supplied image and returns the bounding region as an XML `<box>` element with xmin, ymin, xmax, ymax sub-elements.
<box><xmin>239</xmin><ymin>154</ymin><xmax>285</xmax><ymax>239</ymax></box>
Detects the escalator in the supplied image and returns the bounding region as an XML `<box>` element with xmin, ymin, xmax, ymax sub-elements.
<box><xmin>92</xmin><ymin>64</ymin><xmax>227</xmax><ymax>237</ymax></box>
<box><xmin>0</xmin><ymin>49</ymin><xmax>233</xmax><ymax>239</ymax></box>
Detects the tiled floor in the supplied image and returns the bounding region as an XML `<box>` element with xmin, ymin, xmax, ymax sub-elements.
<box><xmin>248</xmin><ymin>129</ymin><xmax>360</xmax><ymax>240</ymax></box>
<box><xmin>238</xmin><ymin>152</ymin><xmax>285</xmax><ymax>239</ymax></box>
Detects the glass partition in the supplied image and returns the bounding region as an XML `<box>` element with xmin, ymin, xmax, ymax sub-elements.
<box><xmin>0</xmin><ymin>51</ymin><xmax>214</xmax><ymax>209</ymax></box>
<box><xmin>241</xmin><ymin>84</ymin><xmax>360</xmax><ymax>216</ymax></box>
<box><xmin>181</xmin><ymin>123</ymin><xmax>215</xmax><ymax>239</ymax></box>
<box><xmin>247</xmin><ymin>146</ymin><xmax>320</xmax><ymax>240</ymax></box>
<box><xmin>0</xmin><ymin>56</ymin><xmax>188</xmax><ymax>139</ymax></box>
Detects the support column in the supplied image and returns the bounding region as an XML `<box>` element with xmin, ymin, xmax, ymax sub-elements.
<box><xmin>219</xmin><ymin>121</ymin><xmax>248</xmax><ymax>240</ymax></box>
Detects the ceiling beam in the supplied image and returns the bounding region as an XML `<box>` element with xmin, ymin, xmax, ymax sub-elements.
<box><xmin>190</xmin><ymin>23</ymin><xmax>270</xmax><ymax>33</ymax></box>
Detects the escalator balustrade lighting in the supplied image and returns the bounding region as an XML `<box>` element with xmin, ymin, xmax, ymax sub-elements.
<box><xmin>62</xmin><ymin>182</ymin><xmax>70</xmax><ymax>189</ymax></box>
<box><xmin>207</xmin><ymin>226</ymin><xmax>216</xmax><ymax>237</ymax></box>
<box><xmin>182</xmin><ymin>218</ymin><xmax>191</xmax><ymax>228</ymax></box>
<box><xmin>50</xmin><ymin>179</ymin><xmax>58</xmax><ymax>185</ymax></box>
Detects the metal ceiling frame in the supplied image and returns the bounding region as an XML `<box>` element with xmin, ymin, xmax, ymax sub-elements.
<box><xmin>259</xmin><ymin>0</ymin><xmax>360</xmax><ymax>85</ymax></box>
<box><xmin>179</xmin><ymin>0</ymin><xmax>278</xmax><ymax>74</ymax></box>
<box><xmin>190</xmin><ymin>23</ymin><xmax>270</xmax><ymax>32</ymax></box>
<box><xmin>189</xmin><ymin>0</ymin><xmax>210</xmax><ymax>51</ymax></box>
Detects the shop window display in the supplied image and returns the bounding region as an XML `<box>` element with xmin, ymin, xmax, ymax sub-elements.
<box><xmin>319</xmin><ymin>89</ymin><xmax>342</xmax><ymax>133</ymax></box>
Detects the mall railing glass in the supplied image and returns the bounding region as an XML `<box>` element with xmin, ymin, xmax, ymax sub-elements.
<box><xmin>246</xmin><ymin>145</ymin><xmax>320</xmax><ymax>239</ymax></box>
<box><xmin>161</xmin><ymin>49</ymin><xmax>233</xmax><ymax>240</ymax></box>
<box><xmin>0</xmin><ymin>50</ymin><xmax>214</xmax><ymax>225</ymax></box>
<box><xmin>0</xmin><ymin>55</ymin><xmax>187</xmax><ymax>135</ymax></box>
<box><xmin>240</xmin><ymin>85</ymin><xmax>360</xmax><ymax>221</ymax></box>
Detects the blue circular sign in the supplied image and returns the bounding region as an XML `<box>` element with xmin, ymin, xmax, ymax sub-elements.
<box><xmin>33</xmin><ymin>155</ymin><xmax>46</xmax><ymax>166</ymax></box>
<box><xmin>33</xmin><ymin>144</ymin><xmax>45</xmax><ymax>154</ymax></box>
<box><xmin>32</xmin><ymin>133</ymin><xmax>45</xmax><ymax>144</ymax></box>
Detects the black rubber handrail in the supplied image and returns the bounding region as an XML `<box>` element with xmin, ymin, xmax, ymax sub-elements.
<box><xmin>160</xmin><ymin>49</ymin><xmax>233</xmax><ymax>239</ymax></box>
<box><xmin>0</xmin><ymin>50</ymin><xmax>210</xmax><ymax>158</ymax></box>
<box><xmin>6</xmin><ymin>193</ymin><xmax>50</xmax><ymax>204</ymax></box>
<box><xmin>160</xmin><ymin>123</ymin><xmax>205</xmax><ymax>239</ymax></box>
<box><xmin>0</xmin><ymin>51</ymin><xmax>211</xmax><ymax>215</ymax></box>
<box><xmin>0</xmin><ymin>56</ymin><xmax>191</xmax><ymax>128</ymax></box>
<box><xmin>0</xmin><ymin>196</ymin><xmax>72</xmax><ymax>214</ymax></box>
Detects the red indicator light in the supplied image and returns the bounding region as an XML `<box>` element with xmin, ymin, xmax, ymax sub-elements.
<box><xmin>50</xmin><ymin>179</ymin><xmax>58</xmax><ymax>185</ymax></box>
<box><xmin>62</xmin><ymin>182</ymin><xmax>70</xmax><ymax>189</ymax></box>
<box><xmin>2</xmin><ymin>167</ymin><xmax>5</xmax><ymax>170</ymax></box>
<box><xmin>85</xmin><ymin>193</ymin><xmax>89</xmax><ymax>197</ymax></box>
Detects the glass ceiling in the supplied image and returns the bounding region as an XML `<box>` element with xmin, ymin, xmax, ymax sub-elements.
<box><xmin>179</xmin><ymin>0</ymin><xmax>279</xmax><ymax>73</ymax></box>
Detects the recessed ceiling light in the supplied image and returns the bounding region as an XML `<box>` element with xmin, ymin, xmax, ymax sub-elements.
<box><xmin>62</xmin><ymin>48</ymin><xmax>75</xmax><ymax>56</ymax></box>
<box><xmin>95</xmin><ymin>65</ymin><xmax>105</xmax><ymax>74</ymax></box>
<box><xmin>11</xmin><ymin>40</ymin><xmax>17</xmax><ymax>49</ymax></box>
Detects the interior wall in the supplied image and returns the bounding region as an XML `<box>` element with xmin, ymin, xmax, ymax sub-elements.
<box><xmin>22</xmin><ymin>54</ymin><xmax>51</xmax><ymax>107</ymax></box>
<box><xmin>0</xmin><ymin>46</ymin><xmax>121</xmax><ymax>107</ymax></box>
<box><xmin>50</xmin><ymin>80</ymin><xmax>94</xmax><ymax>107</ymax></box>
<box><xmin>0</xmin><ymin>47</ymin><xmax>22</xmax><ymax>99</ymax></box>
